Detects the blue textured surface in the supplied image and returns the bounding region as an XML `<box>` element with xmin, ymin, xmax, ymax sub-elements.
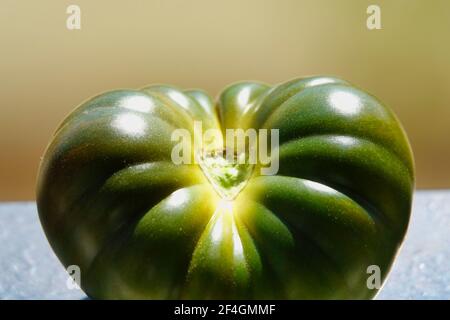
<box><xmin>0</xmin><ymin>191</ymin><xmax>449</xmax><ymax>300</ymax></box>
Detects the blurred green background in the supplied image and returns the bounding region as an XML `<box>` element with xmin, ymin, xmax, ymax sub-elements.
<box><xmin>1</xmin><ymin>0</ymin><xmax>449</xmax><ymax>199</ymax></box>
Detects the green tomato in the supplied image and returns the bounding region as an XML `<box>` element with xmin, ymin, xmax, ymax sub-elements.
<box><xmin>36</xmin><ymin>76</ymin><xmax>414</xmax><ymax>299</ymax></box>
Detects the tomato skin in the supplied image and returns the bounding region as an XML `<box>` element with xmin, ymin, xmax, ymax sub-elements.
<box><xmin>36</xmin><ymin>76</ymin><xmax>414</xmax><ymax>299</ymax></box>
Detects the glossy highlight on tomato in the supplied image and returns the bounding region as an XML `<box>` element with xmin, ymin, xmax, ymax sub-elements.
<box><xmin>36</xmin><ymin>76</ymin><xmax>414</xmax><ymax>299</ymax></box>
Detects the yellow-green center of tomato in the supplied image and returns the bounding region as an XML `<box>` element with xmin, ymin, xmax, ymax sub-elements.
<box><xmin>198</xmin><ymin>149</ymin><xmax>253</xmax><ymax>201</ymax></box>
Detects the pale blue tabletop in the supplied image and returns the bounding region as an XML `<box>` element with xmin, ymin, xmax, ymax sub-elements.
<box><xmin>1</xmin><ymin>191</ymin><xmax>449</xmax><ymax>300</ymax></box>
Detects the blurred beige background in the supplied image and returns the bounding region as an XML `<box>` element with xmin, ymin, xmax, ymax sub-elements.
<box><xmin>1</xmin><ymin>0</ymin><xmax>449</xmax><ymax>200</ymax></box>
